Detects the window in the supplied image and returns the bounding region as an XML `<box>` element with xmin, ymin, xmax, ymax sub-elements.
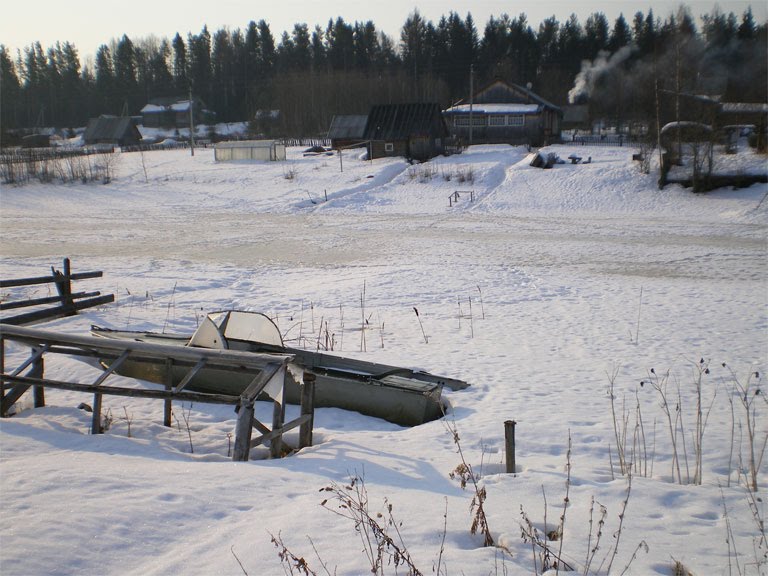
<box><xmin>384</xmin><ymin>142</ymin><xmax>394</xmax><ymax>152</ymax></box>
<box><xmin>472</xmin><ymin>115</ymin><xmax>487</xmax><ymax>127</ymax></box>
<box><xmin>454</xmin><ymin>116</ymin><xmax>470</xmax><ymax>126</ymax></box>
<box><xmin>489</xmin><ymin>115</ymin><xmax>506</xmax><ymax>126</ymax></box>
<box><xmin>507</xmin><ymin>115</ymin><xmax>524</xmax><ymax>126</ymax></box>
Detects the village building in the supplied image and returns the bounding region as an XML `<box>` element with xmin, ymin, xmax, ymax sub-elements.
<box><xmin>83</xmin><ymin>116</ymin><xmax>142</xmax><ymax>147</ymax></box>
<box><xmin>444</xmin><ymin>79</ymin><xmax>562</xmax><ymax>146</ymax></box>
<box><xmin>213</xmin><ymin>140</ymin><xmax>286</xmax><ymax>162</ymax></box>
<box><xmin>327</xmin><ymin>115</ymin><xmax>368</xmax><ymax>150</ymax></box>
<box><xmin>140</xmin><ymin>97</ymin><xmax>215</xmax><ymax>128</ymax></box>
<box><xmin>363</xmin><ymin>103</ymin><xmax>449</xmax><ymax>161</ymax></box>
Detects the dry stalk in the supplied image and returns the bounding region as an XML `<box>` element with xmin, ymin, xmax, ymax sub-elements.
<box><xmin>320</xmin><ymin>475</ymin><xmax>423</xmax><ymax>575</ymax></box>
<box><xmin>445</xmin><ymin>419</ymin><xmax>493</xmax><ymax>546</ymax></box>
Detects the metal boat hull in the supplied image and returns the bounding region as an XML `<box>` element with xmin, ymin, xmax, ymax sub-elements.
<box><xmin>91</xmin><ymin>321</ymin><xmax>455</xmax><ymax>426</ymax></box>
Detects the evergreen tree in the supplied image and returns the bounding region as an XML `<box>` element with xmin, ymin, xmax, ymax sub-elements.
<box><xmin>94</xmin><ymin>44</ymin><xmax>115</xmax><ymax>114</ymax></box>
<box><xmin>608</xmin><ymin>14</ymin><xmax>632</xmax><ymax>52</ymax></box>
<box><xmin>584</xmin><ymin>12</ymin><xmax>609</xmax><ymax>59</ymax></box>
<box><xmin>114</xmin><ymin>34</ymin><xmax>138</xmax><ymax>113</ymax></box>
<box><xmin>172</xmin><ymin>32</ymin><xmax>188</xmax><ymax>93</ymax></box>
<box><xmin>188</xmin><ymin>26</ymin><xmax>212</xmax><ymax>103</ymax></box>
<box><xmin>211</xmin><ymin>28</ymin><xmax>235</xmax><ymax>120</ymax></box>
<box><xmin>0</xmin><ymin>45</ymin><xmax>21</xmax><ymax>131</ymax></box>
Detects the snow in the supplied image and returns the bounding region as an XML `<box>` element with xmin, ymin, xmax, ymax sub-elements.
<box><xmin>1</xmin><ymin>142</ymin><xmax>767</xmax><ymax>575</ymax></box>
<box><xmin>445</xmin><ymin>103</ymin><xmax>541</xmax><ymax>114</ymax></box>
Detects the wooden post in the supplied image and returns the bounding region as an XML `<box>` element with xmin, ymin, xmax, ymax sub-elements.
<box><xmin>299</xmin><ymin>372</ymin><xmax>315</xmax><ymax>449</ymax></box>
<box><xmin>232</xmin><ymin>401</ymin><xmax>255</xmax><ymax>461</ymax></box>
<box><xmin>52</xmin><ymin>258</ymin><xmax>74</xmax><ymax>313</ymax></box>
<box><xmin>269</xmin><ymin>396</ymin><xmax>285</xmax><ymax>458</ymax></box>
<box><xmin>30</xmin><ymin>347</ymin><xmax>45</xmax><ymax>408</ymax></box>
<box><xmin>163</xmin><ymin>358</ymin><xmax>173</xmax><ymax>427</ymax></box>
<box><xmin>0</xmin><ymin>335</ymin><xmax>5</xmax><ymax>412</ymax></box>
<box><xmin>505</xmin><ymin>420</ymin><xmax>517</xmax><ymax>473</ymax></box>
<box><xmin>91</xmin><ymin>389</ymin><xmax>103</xmax><ymax>434</ymax></box>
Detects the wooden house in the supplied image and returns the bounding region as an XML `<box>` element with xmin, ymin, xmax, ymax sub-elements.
<box><xmin>141</xmin><ymin>97</ymin><xmax>214</xmax><ymax>128</ymax></box>
<box><xmin>328</xmin><ymin>115</ymin><xmax>368</xmax><ymax>149</ymax></box>
<box><xmin>444</xmin><ymin>80</ymin><xmax>562</xmax><ymax>146</ymax></box>
<box><xmin>83</xmin><ymin>116</ymin><xmax>142</xmax><ymax>147</ymax></box>
<box><xmin>362</xmin><ymin>103</ymin><xmax>449</xmax><ymax>161</ymax></box>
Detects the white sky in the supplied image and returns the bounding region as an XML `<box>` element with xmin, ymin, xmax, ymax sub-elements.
<box><xmin>2</xmin><ymin>0</ymin><xmax>765</xmax><ymax>62</ymax></box>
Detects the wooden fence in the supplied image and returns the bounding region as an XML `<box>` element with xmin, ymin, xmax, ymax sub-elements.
<box><xmin>0</xmin><ymin>258</ymin><xmax>114</xmax><ymax>326</ymax></box>
<box><xmin>0</xmin><ymin>323</ymin><xmax>315</xmax><ymax>461</ymax></box>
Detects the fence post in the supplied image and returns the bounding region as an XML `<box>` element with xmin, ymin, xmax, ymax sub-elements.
<box><xmin>0</xmin><ymin>335</ymin><xmax>5</xmax><ymax>411</ymax></box>
<box><xmin>233</xmin><ymin>400</ymin><xmax>255</xmax><ymax>461</ymax></box>
<box><xmin>31</xmin><ymin>347</ymin><xmax>45</xmax><ymax>408</ymax></box>
<box><xmin>299</xmin><ymin>372</ymin><xmax>316</xmax><ymax>449</ymax></box>
<box><xmin>270</xmin><ymin>395</ymin><xmax>285</xmax><ymax>458</ymax></box>
<box><xmin>163</xmin><ymin>358</ymin><xmax>173</xmax><ymax>427</ymax></box>
<box><xmin>505</xmin><ymin>420</ymin><xmax>517</xmax><ymax>473</ymax></box>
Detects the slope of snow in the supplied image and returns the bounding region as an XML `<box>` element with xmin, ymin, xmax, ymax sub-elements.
<box><xmin>1</xmin><ymin>143</ymin><xmax>766</xmax><ymax>575</ymax></box>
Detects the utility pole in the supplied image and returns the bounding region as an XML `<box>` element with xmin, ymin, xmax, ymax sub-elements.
<box><xmin>188</xmin><ymin>86</ymin><xmax>196</xmax><ymax>157</ymax></box>
<box><xmin>469</xmin><ymin>64</ymin><xmax>474</xmax><ymax>146</ymax></box>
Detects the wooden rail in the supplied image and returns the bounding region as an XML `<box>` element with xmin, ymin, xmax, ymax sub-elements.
<box><xmin>0</xmin><ymin>258</ymin><xmax>114</xmax><ymax>325</ymax></box>
<box><xmin>0</xmin><ymin>323</ymin><xmax>315</xmax><ymax>461</ymax></box>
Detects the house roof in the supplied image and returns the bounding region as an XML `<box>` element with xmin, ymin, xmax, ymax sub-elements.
<box><xmin>83</xmin><ymin>116</ymin><xmax>141</xmax><ymax>142</ymax></box>
<box><xmin>721</xmin><ymin>102</ymin><xmax>768</xmax><ymax>114</ymax></box>
<box><xmin>444</xmin><ymin>103</ymin><xmax>540</xmax><ymax>114</ymax></box>
<box><xmin>328</xmin><ymin>115</ymin><xmax>368</xmax><ymax>140</ymax></box>
<box><xmin>214</xmin><ymin>140</ymin><xmax>280</xmax><ymax>149</ymax></box>
<box><xmin>363</xmin><ymin>103</ymin><xmax>447</xmax><ymax>140</ymax></box>
<box><xmin>141</xmin><ymin>97</ymin><xmax>209</xmax><ymax>114</ymax></box>
<box><xmin>455</xmin><ymin>79</ymin><xmax>561</xmax><ymax>113</ymax></box>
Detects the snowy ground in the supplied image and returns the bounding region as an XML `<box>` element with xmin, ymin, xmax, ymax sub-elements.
<box><xmin>1</xmin><ymin>142</ymin><xmax>766</xmax><ymax>575</ymax></box>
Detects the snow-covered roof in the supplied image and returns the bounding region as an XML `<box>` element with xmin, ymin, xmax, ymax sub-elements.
<box><xmin>214</xmin><ymin>139</ymin><xmax>280</xmax><ymax>148</ymax></box>
<box><xmin>721</xmin><ymin>102</ymin><xmax>768</xmax><ymax>114</ymax></box>
<box><xmin>444</xmin><ymin>103</ymin><xmax>540</xmax><ymax>114</ymax></box>
<box><xmin>170</xmin><ymin>101</ymin><xmax>192</xmax><ymax>112</ymax></box>
<box><xmin>140</xmin><ymin>104</ymin><xmax>166</xmax><ymax>113</ymax></box>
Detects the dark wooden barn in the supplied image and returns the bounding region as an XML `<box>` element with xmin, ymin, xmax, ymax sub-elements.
<box><xmin>83</xmin><ymin>116</ymin><xmax>142</xmax><ymax>147</ymax></box>
<box><xmin>362</xmin><ymin>103</ymin><xmax>449</xmax><ymax>161</ymax></box>
<box><xmin>328</xmin><ymin>115</ymin><xmax>369</xmax><ymax>150</ymax></box>
<box><xmin>444</xmin><ymin>80</ymin><xmax>562</xmax><ymax>147</ymax></box>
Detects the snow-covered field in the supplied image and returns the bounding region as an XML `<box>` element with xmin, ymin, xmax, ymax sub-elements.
<box><xmin>1</xmin><ymin>143</ymin><xmax>766</xmax><ymax>575</ymax></box>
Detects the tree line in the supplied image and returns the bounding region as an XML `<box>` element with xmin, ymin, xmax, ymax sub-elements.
<box><xmin>1</xmin><ymin>5</ymin><xmax>765</xmax><ymax>139</ymax></box>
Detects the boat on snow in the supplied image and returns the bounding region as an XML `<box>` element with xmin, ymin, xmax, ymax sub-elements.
<box><xmin>91</xmin><ymin>310</ymin><xmax>469</xmax><ymax>426</ymax></box>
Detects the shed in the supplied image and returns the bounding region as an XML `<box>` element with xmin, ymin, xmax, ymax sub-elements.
<box><xmin>214</xmin><ymin>140</ymin><xmax>286</xmax><ymax>162</ymax></box>
<box><xmin>328</xmin><ymin>115</ymin><xmax>368</xmax><ymax>149</ymax></box>
<box><xmin>83</xmin><ymin>116</ymin><xmax>142</xmax><ymax>147</ymax></box>
<box><xmin>362</xmin><ymin>103</ymin><xmax>449</xmax><ymax>161</ymax></box>
<box><xmin>444</xmin><ymin>79</ymin><xmax>562</xmax><ymax>146</ymax></box>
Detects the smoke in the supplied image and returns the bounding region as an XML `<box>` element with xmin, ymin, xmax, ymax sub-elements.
<box><xmin>568</xmin><ymin>45</ymin><xmax>636</xmax><ymax>104</ymax></box>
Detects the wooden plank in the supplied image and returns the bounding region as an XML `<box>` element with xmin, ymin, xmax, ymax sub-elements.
<box><xmin>174</xmin><ymin>357</ymin><xmax>207</xmax><ymax>392</ymax></box>
<box><xmin>9</xmin><ymin>344</ymin><xmax>50</xmax><ymax>377</ymax></box>
<box><xmin>0</xmin><ymin>291</ymin><xmax>101</xmax><ymax>311</ymax></box>
<box><xmin>91</xmin><ymin>349</ymin><xmax>130</xmax><ymax>387</ymax></box>
<box><xmin>2</xmin><ymin>294</ymin><xmax>115</xmax><ymax>326</ymax></box>
<box><xmin>240</xmin><ymin>362</ymin><xmax>285</xmax><ymax>401</ymax></box>
<box><xmin>0</xmin><ymin>270</ymin><xmax>103</xmax><ymax>288</ymax></box>
<box><xmin>250</xmin><ymin>415</ymin><xmax>310</xmax><ymax>448</ymax></box>
<box><xmin>0</xmin><ymin>324</ymin><xmax>291</xmax><ymax>371</ymax></box>
<box><xmin>1</xmin><ymin>374</ymin><xmax>242</xmax><ymax>404</ymax></box>
<box><xmin>1</xmin><ymin>346</ymin><xmax>50</xmax><ymax>415</ymax></box>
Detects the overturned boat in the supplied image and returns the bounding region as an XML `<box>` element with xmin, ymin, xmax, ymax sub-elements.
<box><xmin>91</xmin><ymin>310</ymin><xmax>469</xmax><ymax>426</ymax></box>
